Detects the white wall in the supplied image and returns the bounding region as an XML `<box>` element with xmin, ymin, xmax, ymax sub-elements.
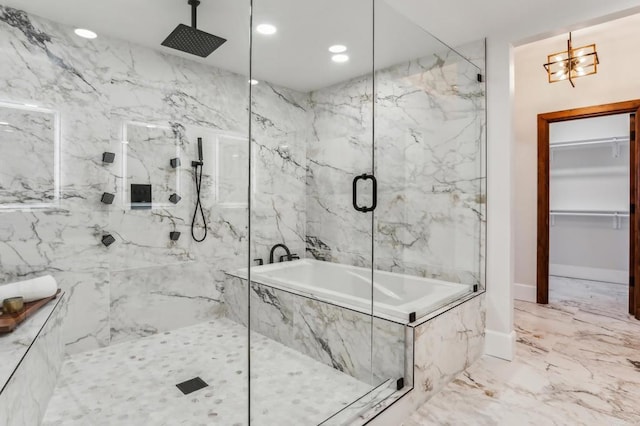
<box><xmin>514</xmin><ymin>14</ymin><xmax>640</xmax><ymax>297</ymax></box>
<box><xmin>549</xmin><ymin>115</ymin><xmax>630</xmax><ymax>284</ymax></box>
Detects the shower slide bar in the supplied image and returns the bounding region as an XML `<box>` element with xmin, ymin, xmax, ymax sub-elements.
<box><xmin>550</xmin><ymin>210</ymin><xmax>629</xmax><ymax>229</ymax></box>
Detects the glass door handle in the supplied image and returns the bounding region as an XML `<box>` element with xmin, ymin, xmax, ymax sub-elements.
<box><xmin>352</xmin><ymin>173</ymin><xmax>377</xmax><ymax>213</ymax></box>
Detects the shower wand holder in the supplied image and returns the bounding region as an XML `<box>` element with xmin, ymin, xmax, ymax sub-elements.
<box><xmin>191</xmin><ymin>160</ymin><xmax>203</xmax><ymax>167</ymax></box>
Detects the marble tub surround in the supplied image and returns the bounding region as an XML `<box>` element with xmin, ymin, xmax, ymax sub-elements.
<box><xmin>223</xmin><ymin>274</ymin><xmax>406</xmax><ymax>385</ymax></box>
<box><xmin>404</xmin><ymin>298</ymin><xmax>640</xmax><ymax>425</ymax></box>
<box><xmin>0</xmin><ymin>5</ymin><xmax>310</xmax><ymax>352</ymax></box>
<box><xmin>42</xmin><ymin>317</ymin><xmax>372</xmax><ymax>426</ymax></box>
<box><xmin>0</xmin><ymin>292</ymin><xmax>65</xmax><ymax>426</ymax></box>
<box><xmin>365</xmin><ymin>294</ymin><xmax>485</xmax><ymax>426</ymax></box>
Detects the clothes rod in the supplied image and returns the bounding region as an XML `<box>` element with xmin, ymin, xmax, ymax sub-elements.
<box><xmin>550</xmin><ymin>136</ymin><xmax>629</xmax><ymax>149</ymax></box>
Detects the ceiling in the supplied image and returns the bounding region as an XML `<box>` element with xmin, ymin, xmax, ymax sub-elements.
<box><xmin>6</xmin><ymin>0</ymin><xmax>640</xmax><ymax>92</ymax></box>
<box><xmin>1</xmin><ymin>0</ymin><xmax>449</xmax><ymax>92</ymax></box>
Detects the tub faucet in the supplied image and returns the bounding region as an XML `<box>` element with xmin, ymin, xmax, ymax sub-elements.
<box><xmin>269</xmin><ymin>244</ymin><xmax>291</xmax><ymax>264</ymax></box>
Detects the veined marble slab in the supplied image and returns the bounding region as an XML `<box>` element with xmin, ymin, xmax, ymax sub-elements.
<box><xmin>222</xmin><ymin>274</ymin><xmax>407</xmax><ymax>385</ymax></box>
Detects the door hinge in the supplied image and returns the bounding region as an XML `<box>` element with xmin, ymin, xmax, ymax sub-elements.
<box><xmin>477</xmin><ymin>73</ymin><xmax>483</xmax><ymax>83</ymax></box>
<box><xmin>631</xmin><ymin>276</ymin><xmax>635</xmax><ymax>288</ymax></box>
<box><xmin>631</xmin><ymin>204</ymin><xmax>636</xmax><ymax>214</ymax></box>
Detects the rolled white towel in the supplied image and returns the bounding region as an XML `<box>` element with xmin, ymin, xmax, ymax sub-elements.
<box><xmin>0</xmin><ymin>275</ymin><xmax>58</xmax><ymax>303</ymax></box>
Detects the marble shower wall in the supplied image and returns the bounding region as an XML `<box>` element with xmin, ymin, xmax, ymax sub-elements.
<box><xmin>0</xmin><ymin>5</ymin><xmax>307</xmax><ymax>352</ymax></box>
<box><xmin>306</xmin><ymin>41</ymin><xmax>486</xmax><ymax>286</ymax></box>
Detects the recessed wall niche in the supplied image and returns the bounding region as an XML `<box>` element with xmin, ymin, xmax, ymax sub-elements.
<box><xmin>0</xmin><ymin>102</ymin><xmax>60</xmax><ymax>209</ymax></box>
<box><xmin>214</xmin><ymin>133</ymin><xmax>249</xmax><ymax>207</ymax></box>
<box><xmin>120</xmin><ymin>121</ymin><xmax>181</xmax><ymax>210</ymax></box>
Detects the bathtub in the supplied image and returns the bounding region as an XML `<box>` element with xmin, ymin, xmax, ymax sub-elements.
<box><xmin>232</xmin><ymin>259</ymin><xmax>471</xmax><ymax>324</ymax></box>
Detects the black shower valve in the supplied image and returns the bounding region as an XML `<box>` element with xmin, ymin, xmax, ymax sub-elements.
<box><xmin>169</xmin><ymin>193</ymin><xmax>182</xmax><ymax>204</ymax></box>
<box><xmin>101</xmin><ymin>192</ymin><xmax>115</xmax><ymax>205</ymax></box>
<box><xmin>101</xmin><ymin>234</ymin><xmax>115</xmax><ymax>247</ymax></box>
<box><xmin>170</xmin><ymin>158</ymin><xmax>181</xmax><ymax>168</ymax></box>
<box><xmin>102</xmin><ymin>152</ymin><xmax>115</xmax><ymax>163</ymax></box>
<box><xmin>170</xmin><ymin>231</ymin><xmax>181</xmax><ymax>241</ymax></box>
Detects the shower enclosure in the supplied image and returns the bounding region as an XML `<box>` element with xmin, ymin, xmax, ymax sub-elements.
<box><xmin>241</xmin><ymin>0</ymin><xmax>485</xmax><ymax>423</ymax></box>
<box><xmin>0</xmin><ymin>0</ymin><xmax>485</xmax><ymax>424</ymax></box>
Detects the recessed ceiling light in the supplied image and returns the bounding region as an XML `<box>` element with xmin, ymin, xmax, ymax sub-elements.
<box><xmin>331</xmin><ymin>54</ymin><xmax>349</xmax><ymax>63</ymax></box>
<box><xmin>329</xmin><ymin>45</ymin><xmax>347</xmax><ymax>53</ymax></box>
<box><xmin>249</xmin><ymin>79</ymin><xmax>259</xmax><ymax>85</ymax></box>
<box><xmin>24</xmin><ymin>103</ymin><xmax>39</xmax><ymax>108</ymax></box>
<box><xmin>256</xmin><ymin>24</ymin><xmax>277</xmax><ymax>35</ymax></box>
<box><xmin>74</xmin><ymin>28</ymin><xmax>97</xmax><ymax>39</ymax></box>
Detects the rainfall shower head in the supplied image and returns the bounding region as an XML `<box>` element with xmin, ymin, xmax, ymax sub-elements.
<box><xmin>161</xmin><ymin>0</ymin><xmax>227</xmax><ymax>58</ymax></box>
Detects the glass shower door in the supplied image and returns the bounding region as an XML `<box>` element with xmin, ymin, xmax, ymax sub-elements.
<box><xmin>373</xmin><ymin>0</ymin><xmax>486</xmax><ymax>328</ymax></box>
<box><xmin>248</xmin><ymin>0</ymin><xmax>381</xmax><ymax>423</ymax></box>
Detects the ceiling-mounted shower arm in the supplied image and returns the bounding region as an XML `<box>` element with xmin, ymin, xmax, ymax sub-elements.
<box><xmin>189</xmin><ymin>0</ymin><xmax>200</xmax><ymax>29</ymax></box>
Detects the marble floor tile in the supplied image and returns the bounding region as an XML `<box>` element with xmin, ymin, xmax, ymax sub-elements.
<box><xmin>42</xmin><ymin>318</ymin><xmax>372</xmax><ymax>426</ymax></box>
<box><xmin>405</xmin><ymin>283</ymin><xmax>640</xmax><ymax>426</ymax></box>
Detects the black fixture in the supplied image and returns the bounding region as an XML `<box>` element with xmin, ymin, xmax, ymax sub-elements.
<box><xmin>408</xmin><ymin>312</ymin><xmax>416</xmax><ymax>323</ymax></box>
<box><xmin>254</xmin><ymin>258</ymin><xmax>264</xmax><ymax>266</ymax></box>
<box><xmin>131</xmin><ymin>184</ymin><xmax>152</xmax><ymax>209</ymax></box>
<box><xmin>101</xmin><ymin>192</ymin><xmax>115</xmax><ymax>205</ymax></box>
<box><xmin>396</xmin><ymin>378</ymin><xmax>405</xmax><ymax>391</ymax></box>
<box><xmin>269</xmin><ymin>244</ymin><xmax>292</xmax><ymax>264</ymax></box>
<box><xmin>161</xmin><ymin>0</ymin><xmax>227</xmax><ymax>58</ymax></box>
<box><xmin>102</xmin><ymin>152</ymin><xmax>115</xmax><ymax>163</ymax></box>
<box><xmin>169</xmin><ymin>193</ymin><xmax>181</xmax><ymax>204</ymax></box>
<box><xmin>191</xmin><ymin>137</ymin><xmax>207</xmax><ymax>242</ymax></box>
<box><xmin>473</xmin><ymin>284</ymin><xmax>479</xmax><ymax>292</ymax></box>
<box><xmin>477</xmin><ymin>73</ymin><xmax>484</xmax><ymax>83</ymax></box>
<box><xmin>170</xmin><ymin>231</ymin><xmax>181</xmax><ymax>241</ymax></box>
<box><xmin>352</xmin><ymin>173</ymin><xmax>377</xmax><ymax>213</ymax></box>
<box><xmin>170</xmin><ymin>158</ymin><xmax>181</xmax><ymax>168</ymax></box>
<box><xmin>176</xmin><ymin>377</ymin><xmax>209</xmax><ymax>395</ymax></box>
<box><xmin>101</xmin><ymin>234</ymin><xmax>115</xmax><ymax>247</ymax></box>
<box><xmin>279</xmin><ymin>254</ymin><xmax>300</xmax><ymax>262</ymax></box>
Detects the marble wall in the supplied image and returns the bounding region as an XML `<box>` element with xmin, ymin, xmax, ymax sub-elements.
<box><xmin>0</xmin><ymin>4</ymin><xmax>485</xmax><ymax>358</ymax></box>
<box><xmin>0</xmin><ymin>5</ymin><xmax>306</xmax><ymax>352</ymax></box>
<box><xmin>306</xmin><ymin>42</ymin><xmax>486</xmax><ymax>286</ymax></box>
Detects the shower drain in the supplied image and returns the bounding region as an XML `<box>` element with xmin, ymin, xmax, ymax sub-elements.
<box><xmin>176</xmin><ymin>377</ymin><xmax>209</xmax><ymax>395</ymax></box>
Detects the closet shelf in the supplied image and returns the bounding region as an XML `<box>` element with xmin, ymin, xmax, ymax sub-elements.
<box><xmin>550</xmin><ymin>210</ymin><xmax>629</xmax><ymax>217</ymax></box>
<box><xmin>550</xmin><ymin>166</ymin><xmax>628</xmax><ymax>177</ymax></box>
<box><xmin>550</xmin><ymin>136</ymin><xmax>630</xmax><ymax>149</ymax></box>
<box><xmin>550</xmin><ymin>210</ymin><xmax>629</xmax><ymax>229</ymax></box>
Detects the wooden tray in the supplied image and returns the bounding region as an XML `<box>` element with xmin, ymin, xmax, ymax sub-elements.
<box><xmin>0</xmin><ymin>289</ymin><xmax>61</xmax><ymax>333</ymax></box>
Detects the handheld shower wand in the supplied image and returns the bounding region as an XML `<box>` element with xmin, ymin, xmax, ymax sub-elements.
<box><xmin>191</xmin><ymin>137</ymin><xmax>207</xmax><ymax>242</ymax></box>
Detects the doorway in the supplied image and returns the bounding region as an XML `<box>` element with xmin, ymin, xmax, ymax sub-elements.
<box><xmin>537</xmin><ymin>100</ymin><xmax>640</xmax><ymax>319</ymax></box>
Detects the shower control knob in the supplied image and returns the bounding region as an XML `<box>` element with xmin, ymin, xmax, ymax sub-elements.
<box><xmin>169</xmin><ymin>193</ymin><xmax>181</xmax><ymax>204</ymax></box>
<box><xmin>170</xmin><ymin>158</ymin><xmax>181</xmax><ymax>168</ymax></box>
<box><xmin>170</xmin><ymin>231</ymin><xmax>181</xmax><ymax>241</ymax></box>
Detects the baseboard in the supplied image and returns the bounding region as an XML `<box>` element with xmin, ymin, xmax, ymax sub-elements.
<box><xmin>513</xmin><ymin>282</ymin><xmax>536</xmax><ymax>302</ymax></box>
<box><xmin>484</xmin><ymin>329</ymin><xmax>516</xmax><ymax>361</ymax></box>
<box><xmin>550</xmin><ymin>264</ymin><xmax>627</xmax><ymax>285</ymax></box>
